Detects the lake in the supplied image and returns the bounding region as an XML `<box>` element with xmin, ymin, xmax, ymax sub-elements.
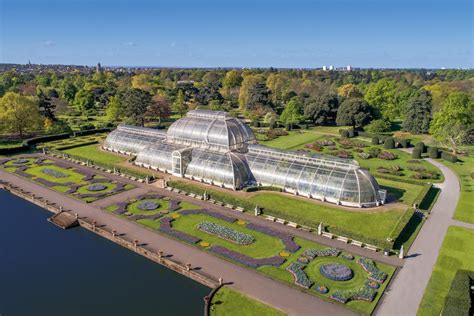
<box><xmin>0</xmin><ymin>189</ymin><xmax>209</xmax><ymax>316</ymax></box>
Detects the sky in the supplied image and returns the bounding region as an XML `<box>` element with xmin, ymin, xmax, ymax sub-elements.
<box><xmin>0</xmin><ymin>0</ymin><xmax>472</xmax><ymax>68</ymax></box>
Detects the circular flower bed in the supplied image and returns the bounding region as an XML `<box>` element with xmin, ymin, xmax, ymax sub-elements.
<box><xmin>12</xmin><ymin>159</ymin><xmax>30</xmax><ymax>165</ymax></box>
<box><xmin>137</xmin><ymin>201</ymin><xmax>160</xmax><ymax>211</ymax></box>
<box><xmin>279</xmin><ymin>251</ymin><xmax>290</xmax><ymax>257</ymax></box>
<box><xmin>320</xmin><ymin>263</ymin><xmax>353</xmax><ymax>281</ymax></box>
<box><xmin>314</xmin><ymin>285</ymin><xmax>329</xmax><ymax>294</ymax></box>
<box><xmin>366</xmin><ymin>280</ymin><xmax>380</xmax><ymax>289</ymax></box>
<box><xmin>87</xmin><ymin>184</ymin><xmax>107</xmax><ymax>191</ymax></box>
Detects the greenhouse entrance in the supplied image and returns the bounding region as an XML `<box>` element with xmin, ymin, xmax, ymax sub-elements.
<box><xmin>172</xmin><ymin>151</ymin><xmax>183</xmax><ymax>177</ymax></box>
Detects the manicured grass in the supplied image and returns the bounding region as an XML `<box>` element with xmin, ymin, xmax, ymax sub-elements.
<box><xmin>261</xmin><ymin>130</ymin><xmax>324</xmax><ymax>150</ymax></box>
<box><xmin>178</xmin><ymin>201</ymin><xmax>200</xmax><ymax>210</ymax></box>
<box><xmin>418</xmin><ymin>226</ymin><xmax>474</xmax><ymax>316</ymax></box>
<box><xmin>25</xmin><ymin>165</ymin><xmax>85</xmax><ymax>184</ymax></box>
<box><xmin>0</xmin><ymin>140</ymin><xmax>24</xmax><ymax>148</ymax></box>
<box><xmin>171</xmin><ymin>213</ymin><xmax>285</xmax><ymax>258</ymax></box>
<box><xmin>137</xmin><ymin>219</ymin><xmax>162</xmax><ymax>230</ymax></box>
<box><xmin>440</xmin><ymin>149</ymin><xmax>474</xmax><ymax>223</ymax></box>
<box><xmin>210</xmin><ymin>287</ymin><xmax>285</xmax><ymax>316</ymax></box>
<box><xmin>63</xmin><ymin>144</ymin><xmax>126</xmax><ymax>165</ymax></box>
<box><xmin>249</xmin><ymin>192</ymin><xmax>406</xmax><ymax>244</ymax></box>
<box><xmin>76</xmin><ymin>181</ymin><xmax>117</xmax><ymax>195</ymax></box>
<box><xmin>378</xmin><ymin>178</ymin><xmax>424</xmax><ymax>206</ymax></box>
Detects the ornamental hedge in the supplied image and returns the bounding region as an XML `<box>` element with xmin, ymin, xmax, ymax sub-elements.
<box><xmin>415</xmin><ymin>142</ymin><xmax>426</xmax><ymax>153</ymax></box>
<box><xmin>441</xmin><ymin>151</ymin><xmax>457</xmax><ymax>163</ymax></box>
<box><xmin>428</xmin><ymin>146</ymin><xmax>439</xmax><ymax>159</ymax></box>
<box><xmin>371</xmin><ymin>136</ymin><xmax>379</xmax><ymax>145</ymax></box>
<box><xmin>412</xmin><ymin>148</ymin><xmax>422</xmax><ymax>159</ymax></box>
<box><xmin>383</xmin><ymin>137</ymin><xmax>395</xmax><ymax>149</ymax></box>
<box><xmin>243</xmin><ymin>186</ymin><xmax>282</xmax><ymax>193</ymax></box>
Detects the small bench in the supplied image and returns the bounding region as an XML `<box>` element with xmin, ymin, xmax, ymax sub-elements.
<box><xmin>265</xmin><ymin>216</ymin><xmax>276</xmax><ymax>221</ymax></box>
<box><xmin>365</xmin><ymin>244</ymin><xmax>378</xmax><ymax>251</ymax></box>
<box><xmin>195</xmin><ymin>195</ymin><xmax>203</xmax><ymax>200</ymax></box>
<box><xmin>235</xmin><ymin>207</ymin><xmax>245</xmax><ymax>212</ymax></box>
<box><xmin>337</xmin><ymin>236</ymin><xmax>349</xmax><ymax>243</ymax></box>
<box><xmin>322</xmin><ymin>232</ymin><xmax>334</xmax><ymax>239</ymax></box>
<box><xmin>287</xmin><ymin>222</ymin><xmax>298</xmax><ymax>228</ymax></box>
<box><xmin>275</xmin><ymin>218</ymin><xmax>286</xmax><ymax>225</ymax></box>
<box><xmin>225</xmin><ymin>204</ymin><xmax>234</xmax><ymax>209</ymax></box>
<box><xmin>189</xmin><ymin>193</ymin><xmax>196</xmax><ymax>198</ymax></box>
<box><xmin>209</xmin><ymin>199</ymin><xmax>216</xmax><ymax>203</ymax></box>
<box><xmin>351</xmin><ymin>240</ymin><xmax>363</xmax><ymax>247</ymax></box>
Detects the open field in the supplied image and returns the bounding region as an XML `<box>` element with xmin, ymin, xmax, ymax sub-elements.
<box><xmin>418</xmin><ymin>226</ymin><xmax>474</xmax><ymax>316</ymax></box>
<box><xmin>210</xmin><ymin>287</ymin><xmax>285</xmax><ymax>316</ymax></box>
<box><xmin>440</xmin><ymin>148</ymin><xmax>474</xmax><ymax>223</ymax></box>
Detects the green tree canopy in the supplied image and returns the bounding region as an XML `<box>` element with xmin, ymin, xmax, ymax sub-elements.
<box><xmin>304</xmin><ymin>93</ymin><xmax>339</xmax><ymax>125</ymax></box>
<box><xmin>123</xmin><ymin>88</ymin><xmax>152</xmax><ymax>126</ymax></box>
<box><xmin>402</xmin><ymin>90</ymin><xmax>432</xmax><ymax>134</ymax></box>
<box><xmin>280</xmin><ymin>97</ymin><xmax>303</xmax><ymax>130</ymax></box>
<box><xmin>336</xmin><ymin>98</ymin><xmax>373</xmax><ymax>129</ymax></box>
<box><xmin>0</xmin><ymin>92</ymin><xmax>42</xmax><ymax>138</ymax></box>
<box><xmin>364</xmin><ymin>79</ymin><xmax>401</xmax><ymax>120</ymax></box>
<box><xmin>173</xmin><ymin>89</ymin><xmax>188</xmax><ymax>117</ymax></box>
<box><xmin>430</xmin><ymin>92</ymin><xmax>473</xmax><ymax>152</ymax></box>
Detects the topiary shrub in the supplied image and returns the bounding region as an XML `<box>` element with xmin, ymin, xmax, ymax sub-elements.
<box><xmin>428</xmin><ymin>146</ymin><xmax>439</xmax><ymax>159</ymax></box>
<box><xmin>348</xmin><ymin>128</ymin><xmax>355</xmax><ymax>138</ymax></box>
<box><xmin>340</xmin><ymin>130</ymin><xmax>350</xmax><ymax>138</ymax></box>
<box><xmin>384</xmin><ymin>137</ymin><xmax>395</xmax><ymax>149</ymax></box>
<box><xmin>441</xmin><ymin>151</ymin><xmax>457</xmax><ymax>163</ymax></box>
<box><xmin>371</xmin><ymin>136</ymin><xmax>379</xmax><ymax>145</ymax></box>
<box><xmin>412</xmin><ymin>148</ymin><xmax>422</xmax><ymax>159</ymax></box>
<box><xmin>398</xmin><ymin>139</ymin><xmax>410</xmax><ymax>148</ymax></box>
<box><xmin>415</xmin><ymin>142</ymin><xmax>426</xmax><ymax>153</ymax></box>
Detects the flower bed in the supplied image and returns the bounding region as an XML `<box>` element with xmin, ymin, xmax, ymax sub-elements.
<box><xmin>286</xmin><ymin>262</ymin><xmax>313</xmax><ymax>289</ymax></box>
<box><xmin>314</xmin><ymin>285</ymin><xmax>329</xmax><ymax>294</ymax></box>
<box><xmin>330</xmin><ymin>287</ymin><xmax>376</xmax><ymax>304</ymax></box>
<box><xmin>137</xmin><ymin>201</ymin><xmax>160</xmax><ymax>210</ymax></box>
<box><xmin>209</xmin><ymin>245</ymin><xmax>285</xmax><ymax>268</ymax></box>
<box><xmin>320</xmin><ymin>263</ymin><xmax>353</xmax><ymax>281</ymax></box>
<box><xmin>12</xmin><ymin>159</ymin><xmax>30</xmax><ymax>165</ymax></box>
<box><xmin>302</xmin><ymin>247</ymin><xmax>341</xmax><ymax>260</ymax></box>
<box><xmin>356</xmin><ymin>257</ymin><xmax>387</xmax><ymax>283</ymax></box>
<box><xmin>87</xmin><ymin>184</ymin><xmax>107</xmax><ymax>191</ymax></box>
<box><xmin>365</xmin><ymin>280</ymin><xmax>380</xmax><ymax>289</ymax></box>
<box><xmin>246</xmin><ymin>223</ymin><xmax>300</xmax><ymax>253</ymax></box>
<box><xmin>342</xmin><ymin>254</ymin><xmax>354</xmax><ymax>260</ymax></box>
<box><xmin>168</xmin><ymin>200</ymin><xmax>180</xmax><ymax>212</ymax></box>
<box><xmin>159</xmin><ymin>217</ymin><xmax>200</xmax><ymax>244</ymax></box>
<box><xmin>197</xmin><ymin>221</ymin><xmax>255</xmax><ymax>245</ymax></box>
<box><xmin>41</xmin><ymin>167</ymin><xmax>69</xmax><ymax>178</ymax></box>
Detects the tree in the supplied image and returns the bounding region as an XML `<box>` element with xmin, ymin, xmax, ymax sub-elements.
<box><xmin>337</xmin><ymin>84</ymin><xmax>362</xmax><ymax>98</ymax></box>
<box><xmin>146</xmin><ymin>94</ymin><xmax>171</xmax><ymax>125</ymax></box>
<box><xmin>364</xmin><ymin>79</ymin><xmax>400</xmax><ymax>120</ymax></box>
<box><xmin>223</xmin><ymin>70</ymin><xmax>243</xmax><ymax>89</ymax></box>
<box><xmin>123</xmin><ymin>88</ymin><xmax>152</xmax><ymax>126</ymax></box>
<box><xmin>60</xmin><ymin>81</ymin><xmax>77</xmax><ymax>103</ymax></box>
<box><xmin>280</xmin><ymin>98</ymin><xmax>303</xmax><ymax>130</ymax></box>
<box><xmin>74</xmin><ymin>89</ymin><xmax>95</xmax><ymax>115</ymax></box>
<box><xmin>430</xmin><ymin>92</ymin><xmax>474</xmax><ymax>153</ymax></box>
<box><xmin>106</xmin><ymin>94</ymin><xmax>124</xmax><ymax>122</ymax></box>
<box><xmin>365</xmin><ymin>119</ymin><xmax>391</xmax><ymax>133</ymax></box>
<box><xmin>264</xmin><ymin>111</ymin><xmax>277</xmax><ymax>129</ymax></box>
<box><xmin>402</xmin><ymin>90</ymin><xmax>432</xmax><ymax>134</ymax></box>
<box><xmin>0</xmin><ymin>92</ymin><xmax>42</xmax><ymax>138</ymax></box>
<box><xmin>336</xmin><ymin>98</ymin><xmax>373</xmax><ymax>129</ymax></box>
<box><xmin>195</xmin><ymin>86</ymin><xmax>223</xmax><ymax>105</ymax></box>
<box><xmin>173</xmin><ymin>90</ymin><xmax>187</xmax><ymax>117</ymax></box>
<box><xmin>131</xmin><ymin>74</ymin><xmax>153</xmax><ymax>92</ymax></box>
<box><xmin>239</xmin><ymin>75</ymin><xmax>272</xmax><ymax>111</ymax></box>
<box><xmin>37</xmin><ymin>90</ymin><xmax>56</xmax><ymax>121</ymax></box>
<box><xmin>304</xmin><ymin>93</ymin><xmax>339</xmax><ymax>125</ymax></box>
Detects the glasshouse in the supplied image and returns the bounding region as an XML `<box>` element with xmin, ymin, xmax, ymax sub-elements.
<box><xmin>104</xmin><ymin>110</ymin><xmax>386</xmax><ymax>207</ymax></box>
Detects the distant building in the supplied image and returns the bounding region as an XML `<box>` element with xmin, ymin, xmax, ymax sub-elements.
<box><xmin>322</xmin><ymin>65</ymin><xmax>327</xmax><ymax>71</ymax></box>
<box><xmin>329</xmin><ymin>65</ymin><xmax>334</xmax><ymax>71</ymax></box>
<box><xmin>346</xmin><ymin>65</ymin><xmax>352</xmax><ymax>71</ymax></box>
<box><xmin>96</xmin><ymin>62</ymin><xmax>101</xmax><ymax>73</ymax></box>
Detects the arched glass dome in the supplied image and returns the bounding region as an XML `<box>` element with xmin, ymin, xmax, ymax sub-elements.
<box><xmin>103</xmin><ymin>125</ymin><xmax>166</xmax><ymax>154</ymax></box>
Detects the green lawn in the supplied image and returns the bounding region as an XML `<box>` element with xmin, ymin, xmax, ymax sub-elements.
<box><xmin>0</xmin><ymin>140</ymin><xmax>24</xmax><ymax>148</ymax></box>
<box><xmin>126</xmin><ymin>198</ymin><xmax>170</xmax><ymax>215</ymax></box>
<box><xmin>171</xmin><ymin>213</ymin><xmax>285</xmax><ymax>258</ymax></box>
<box><xmin>440</xmin><ymin>149</ymin><xmax>474</xmax><ymax>224</ymax></box>
<box><xmin>249</xmin><ymin>192</ymin><xmax>406</xmax><ymax>245</ymax></box>
<box><xmin>210</xmin><ymin>287</ymin><xmax>285</xmax><ymax>316</ymax></box>
<box><xmin>377</xmin><ymin>178</ymin><xmax>424</xmax><ymax>206</ymax></box>
<box><xmin>418</xmin><ymin>226</ymin><xmax>474</xmax><ymax>316</ymax></box>
<box><xmin>260</xmin><ymin>131</ymin><xmax>324</xmax><ymax>150</ymax></box>
<box><xmin>25</xmin><ymin>164</ymin><xmax>85</xmax><ymax>184</ymax></box>
<box><xmin>63</xmin><ymin>143</ymin><xmax>127</xmax><ymax>165</ymax></box>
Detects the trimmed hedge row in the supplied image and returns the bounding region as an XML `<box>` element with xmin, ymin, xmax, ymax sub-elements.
<box><xmin>242</xmin><ymin>186</ymin><xmax>282</xmax><ymax>193</ymax></box>
<box><xmin>442</xmin><ymin>269</ymin><xmax>473</xmax><ymax>316</ymax></box>
<box><xmin>441</xmin><ymin>151</ymin><xmax>457</xmax><ymax>163</ymax></box>
<box><xmin>375</xmin><ymin>173</ymin><xmax>428</xmax><ymax>185</ymax></box>
<box><xmin>167</xmin><ymin>180</ymin><xmax>393</xmax><ymax>249</ymax></box>
<box><xmin>73</xmin><ymin>128</ymin><xmax>112</xmax><ymax>137</ymax></box>
<box><xmin>388</xmin><ymin>208</ymin><xmax>415</xmax><ymax>243</ymax></box>
<box><xmin>412</xmin><ymin>183</ymin><xmax>433</xmax><ymax>208</ymax></box>
<box><xmin>54</xmin><ymin>140</ymin><xmax>99</xmax><ymax>151</ymax></box>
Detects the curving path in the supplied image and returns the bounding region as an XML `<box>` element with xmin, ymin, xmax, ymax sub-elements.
<box><xmin>377</xmin><ymin>158</ymin><xmax>461</xmax><ymax>316</ymax></box>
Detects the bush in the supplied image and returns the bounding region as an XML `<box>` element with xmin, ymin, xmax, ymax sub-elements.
<box><xmin>359</xmin><ymin>152</ymin><xmax>371</xmax><ymax>159</ymax></box>
<box><xmin>384</xmin><ymin>137</ymin><xmax>395</xmax><ymax>149</ymax></box>
<box><xmin>368</xmin><ymin>147</ymin><xmax>381</xmax><ymax>158</ymax></box>
<box><xmin>365</xmin><ymin>119</ymin><xmax>391</xmax><ymax>133</ymax></box>
<box><xmin>397</xmin><ymin>139</ymin><xmax>410</xmax><ymax>148</ymax></box>
<box><xmin>340</xmin><ymin>129</ymin><xmax>350</xmax><ymax>138</ymax></box>
<box><xmin>428</xmin><ymin>146</ymin><xmax>439</xmax><ymax>159</ymax></box>
<box><xmin>442</xmin><ymin>269</ymin><xmax>473</xmax><ymax>316</ymax></box>
<box><xmin>412</xmin><ymin>148</ymin><xmax>422</xmax><ymax>159</ymax></box>
<box><xmin>348</xmin><ymin>128</ymin><xmax>355</xmax><ymax>138</ymax></box>
<box><xmin>415</xmin><ymin>142</ymin><xmax>426</xmax><ymax>153</ymax></box>
<box><xmin>371</xmin><ymin>136</ymin><xmax>379</xmax><ymax>145</ymax></box>
<box><xmin>243</xmin><ymin>186</ymin><xmax>282</xmax><ymax>193</ymax></box>
<box><xmin>378</xmin><ymin>151</ymin><xmax>397</xmax><ymax>160</ymax></box>
<box><xmin>441</xmin><ymin>151</ymin><xmax>457</xmax><ymax>163</ymax></box>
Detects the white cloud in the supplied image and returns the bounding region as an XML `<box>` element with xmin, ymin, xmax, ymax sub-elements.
<box><xmin>42</xmin><ymin>40</ymin><xmax>56</xmax><ymax>47</ymax></box>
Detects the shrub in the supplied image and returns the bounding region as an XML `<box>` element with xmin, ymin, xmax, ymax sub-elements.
<box><xmin>383</xmin><ymin>137</ymin><xmax>395</xmax><ymax>149</ymax></box>
<box><xmin>371</xmin><ymin>136</ymin><xmax>379</xmax><ymax>145</ymax></box>
<box><xmin>412</xmin><ymin>148</ymin><xmax>422</xmax><ymax>159</ymax></box>
<box><xmin>415</xmin><ymin>142</ymin><xmax>426</xmax><ymax>153</ymax></box>
<box><xmin>368</xmin><ymin>147</ymin><xmax>381</xmax><ymax>158</ymax></box>
<box><xmin>441</xmin><ymin>151</ymin><xmax>457</xmax><ymax>163</ymax></box>
<box><xmin>428</xmin><ymin>146</ymin><xmax>439</xmax><ymax>159</ymax></box>
<box><xmin>365</xmin><ymin>119</ymin><xmax>391</xmax><ymax>133</ymax></box>
<box><xmin>397</xmin><ymin>139</ymin><xmax>410</xmax><ymax>148</ymax></box>
<box><xmin>378</xmin><ymin>151</ymin><xmax>397</xmax><ymax>160</ymax></box>
<box><xmin>340</xmin><ymin>129</ymin><xmax>349</xmax><ymax>138</ymax></box>
<box><xmin>359</xmin><ymin>152</ymin><xmax>371</xmax><ymax>159</ymax></box>
<box><xmin>243</xmin><ymin>186</ymin><xmax>282</xmax><ymax>193</ymax></box>
<box><xmin>348</xmin><ymin>128</ymin><xmax>355</xmax><ymax>138</ymax></box>
<box><xmin>442</xmin><ymin>269</ymin><xmax>473</xmax><ymax>316</ymax></box>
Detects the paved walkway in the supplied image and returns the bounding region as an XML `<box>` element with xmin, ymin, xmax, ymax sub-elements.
<box><xmin>0</xmin><ymin>167</ymin><xmax>356</xmax><ymax>316</ymax></box>
<box><xmin>376</xmin><ymin>158</ymin><xmax>461</xmax><ymax>316</ymax></box>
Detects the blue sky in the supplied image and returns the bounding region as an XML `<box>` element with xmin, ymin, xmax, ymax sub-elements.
<box><xmin>0</xmin><ymin>0</ymin><xmax>472</xmax><ymax>68</ymax></box>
